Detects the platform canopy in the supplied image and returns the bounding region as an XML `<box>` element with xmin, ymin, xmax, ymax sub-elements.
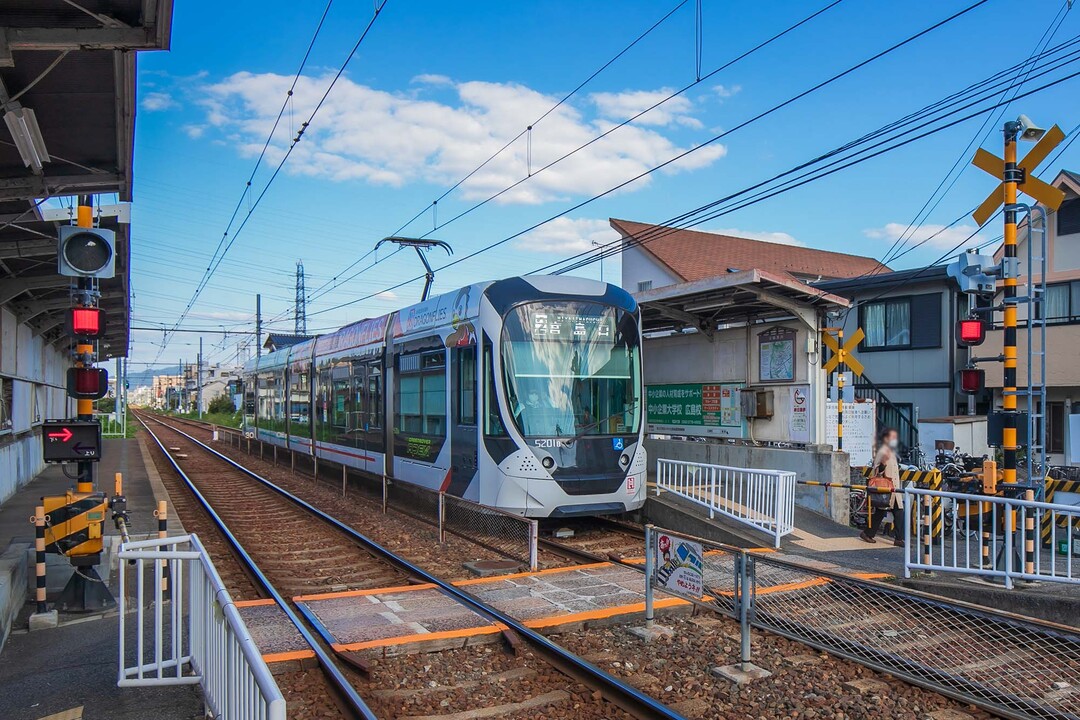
<box><xmin>0</xmin><ymin>0</ymin><xmax>172</xmax><ymax>357</ymax></box>
<box><xmin>635</xmin><ymin>268</ymin><xmax>850</xmax><ymax>337</ymax></box>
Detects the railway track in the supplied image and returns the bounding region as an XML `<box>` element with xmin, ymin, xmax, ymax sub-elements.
<box><xmin>540</xmin><ymin>516</ymin><xmax>648</xmax><ymax>566</ymax></box>
<box><xmin>134</xmin><ymin>411</ymin><xmax>687</xmax><ymax>720</ymax></box>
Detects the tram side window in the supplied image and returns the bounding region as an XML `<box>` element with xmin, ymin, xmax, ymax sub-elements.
<box><xmin>397</xmin><ymin>350</ymin><xmax>446</xmax><ymax>437</ymax></box>
<box><xmin>331</xmin><ymin>365</ymin><xmax>350</xmax><ymax>428</ymax></box>
<box><xmin>366</xmin><ymin>361</ymin><xmax>383</xmax><ymax>430</ymax></box>
<box><xmin>483</xmin><ymin>340</ymin><xmax>507</xmax><ymax>437</ymax></box>
<box><xmin>455</xmin><ymin>346</ymin><xmax>477</xmax><ymax>426</ymax></box>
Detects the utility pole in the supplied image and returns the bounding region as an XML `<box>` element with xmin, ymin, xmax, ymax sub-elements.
<box><xmin>256</xmin><ymin>293</ymin><xmax>262</xmax><ymax>359</ymax></box>
<box><xmin>197</xmin><ymin>336</ymin><xmax>203</xmax><ymax>419</ymax></box>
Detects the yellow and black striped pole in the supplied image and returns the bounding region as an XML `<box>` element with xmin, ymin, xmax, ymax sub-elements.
<box><xmin>1002</xmin><ymin>127</ymin><xmax>1020</xmax><ymax>488</ymax></box>
<box><xmin>155</xmin><ymin>500</ymin><xmax>168</xmax><ymax>592</ymax></box>
<box><xmin>75</xmin><ymin>199</ymin><xmax>96</xmax><ymax>494</ymax></box>
<box><xmin>1024</xmin><ymin>488</ymin><xmax>1035</xmax><ymax>576</ymax></box>
<box><xmin>837</xmin><ymin>329</ymin><xmax>844</xmax><ymax>454</ymax></box>
<box><xmin>33</xmin><ymin>505</ymin><xmax>46</xmax><ymax>614</ymax></box>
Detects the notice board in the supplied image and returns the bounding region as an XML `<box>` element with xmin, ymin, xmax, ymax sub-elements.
<box><xmin>825</xmin><ymin>400</ymin><xmax>876</xmax><ymax>467</ymax></box>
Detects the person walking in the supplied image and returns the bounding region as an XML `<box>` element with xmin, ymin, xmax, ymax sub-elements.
<box><xmin>860</xmin><ymin>427</ymin><xmax>906</xmax><ymax>547</ymax></box>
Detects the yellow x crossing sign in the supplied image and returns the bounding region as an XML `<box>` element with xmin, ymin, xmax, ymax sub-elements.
<box><xmin>971</xmin><ymin>124</ymin><xmax>1066</xmax><ymax>226</ymax></box>
<box><xmin>822</xmin><ymin>328</ymin><xmax>864</xmax><ymax>377</ymax></box>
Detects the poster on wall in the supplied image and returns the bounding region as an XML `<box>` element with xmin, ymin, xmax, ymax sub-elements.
<box><xmin>758</xmin><ymin>327</ymin><xmax>796</xmax><ymax>382</ymax></box>
<box><xmin>825</xmin><ymin>400</ymin><xmax>876</xmax><ymax>467</ymax></box>
<box><xmin>646</xmin><ymin>383</ymin><xmax>745</xmax><ymax>438</ymax></box>
<box><xmin>788</xmin><ymin>385</ymin><xmax>810</xmax><ymax>444</ymax></box>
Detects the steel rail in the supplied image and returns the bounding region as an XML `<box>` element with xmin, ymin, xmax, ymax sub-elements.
<box><xmin>139</xmin><ymin>412</ymin><xmax>688</xmax><ymax>720</ymax></box>
<box><xmin>134</xmin><ymin>413</ymin><xmax>380</xmax><ymax>720</ymax></box>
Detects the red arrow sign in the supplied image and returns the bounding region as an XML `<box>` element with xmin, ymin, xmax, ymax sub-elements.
<box><xmin>47</xmin><ymin>427</ymin><xmax>73</xmax><ymax>442</ymax></box>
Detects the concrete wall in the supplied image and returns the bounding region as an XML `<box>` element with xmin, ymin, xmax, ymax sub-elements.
<box><xmin>645</xmin><ymin>437</ymin><xmax>850</xmax><ymax>524</ymax></box>
<box><xmin>0</xmin><ymin>306</ymin><xmax>72</xmax><ymax>504</ymax></box>
<box><xmin>643</xmin><ymin>319</ymin><xmax>828</xmax><ymax>444</ymax></box>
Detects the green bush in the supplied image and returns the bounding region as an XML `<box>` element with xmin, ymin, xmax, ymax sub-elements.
<box><xmin>207</xmin><ymin>395</ymin><xmax>236</xmax><ymax>414</ymax></box>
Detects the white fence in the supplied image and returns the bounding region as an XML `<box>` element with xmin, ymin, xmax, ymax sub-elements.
<box><xmin>118</xmin><ymin>534</ymin><xmax>285</xmax><ymax>720</ymax></box>
<box><xmin>904</xmin><ymin>487</ymin><xmax>1080</xmax><ymax>589</ymax></box>
<box><xmin>655</xmin><ymin>458</ymin><xmax>795</xmax><ymax>548</ymax></box>
<box><xmin>97</xmin><ymin>411</ymin><xmax>127</xmax><ymax>438</ymax></box>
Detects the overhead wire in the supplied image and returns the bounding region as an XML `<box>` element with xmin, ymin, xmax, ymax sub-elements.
<box><xmin>306</xmin><ymin>0</ymin><xmax>1006</xmax><ymax>321</ymax></box>
<box><xmin>152</xmin><ymin>1</ymin><xmax>389</xmax><ymax>363</ymax></box>
<box><xmin>304</xmin><ymin>0</ymin><xmax>846</xmax><ymax>308</ymax></box>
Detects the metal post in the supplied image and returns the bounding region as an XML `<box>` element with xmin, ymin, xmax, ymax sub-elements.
<box><xmin>156</xmin><ymin>500</ymin><xmax>168</xmax><ymax>593</ymax></box>
<box><xmin>382</xmin><ymin>475</ymin><xmax>388</xmax><ymax>513</ymax></box>
<box><xmin>313</xmin><ymin>456</ymin><xmax>318</xmax><ymax>483</ymax></box>
<box><xmin>255</xmin><ymin>294</ymin><xmax>262</xmax><ymax>360</ymax></box>
<box><xmin>903</xmin><ymin>492</ymin><xmax>912</xmax><ymax>578</ymax></box>
<box><xmin>1002</xmin><ymin>122</ymin><xmax>1020</xmax><ymax>487</ymax></box>
<box><xmin>922</xmin><ymin>495</ymin><xmax>932</xmax><ymax>568</ymax></box>
<box><xmin>438</xmin><ymin>493</ymin><xmax>445</xmax><ymax>544</ymax></box>
<box><xmin>33</xmin><ymin>505</ymin><xmax>46</xmax><ymax>614</ymax></box>
<box><xmin>1024</xmin><ymin>488</ymin><xmax>1035</xmax><ymax>577</ymax></box>
<box><xmin>738</xmin><ymin>551</ymin><xmax>752</xmax><ymax>671</ymax></box>
<box><xmin>197</xmin><ymin>336</ymin><xmax>203</xmax><ymax>419</ymax></box>
<box><xmin>837</xmin><ymin>328</ymin><xmax>844</xmax><ymax>453</ymax></box>
<box><xmin>643</xmin><ymin>524</ymin><xmax>655</xmax><ymax>629</ymax></box>
<box><xmin>528</xmin><ymin>520</ymin><xmax>539</xmax><ymax>572</ymax></box>
<box><xmin>291</xmin><ymin>449</ymin><xmax>295</xmax><ymax>471</ymax></box>
<box><xmin>273</xmin><ymin>445</ymin><xmax>277</xmax><ymax>466</ymax></box>
<box><xmin>342</xmin><ymin>464</ymin><xmax>347</xmax><ymax>499</ymax></box>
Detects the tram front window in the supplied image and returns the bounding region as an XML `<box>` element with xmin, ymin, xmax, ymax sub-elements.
<box><xmin>501</xmin><ymin>302</ymin><xmax>641</xmax><ymax>438</ymax></box>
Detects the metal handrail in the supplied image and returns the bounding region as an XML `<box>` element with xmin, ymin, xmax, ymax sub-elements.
<box><xmin>117</xmin><ymin>534</ymin><xmax>286</xmax><ymax>720</ymax></box>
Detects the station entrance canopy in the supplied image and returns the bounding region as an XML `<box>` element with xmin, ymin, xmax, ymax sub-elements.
<box><xmin>635</xmin><ymin>268</ymin><xmax>850</xmax><ymax>336</ymax></box>
<box><xmin>0</xmin><ymin>1</ymin><xmax>173</xmax><ymax>358</ymax></box>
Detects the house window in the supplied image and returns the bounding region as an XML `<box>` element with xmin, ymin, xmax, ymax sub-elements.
<box><xmin>637</xmin><ymin>280</ymin><xmax>653</xmax><ymax>292</ymax></box>
<box><xmin>1048</xmin><ymin>402</ymin><xmax>1065</xmax><ymax>455</ymax></box>
<box><xmin>859</xmin><ymin>293</ymin><xmax>941</xmax><ymax>350</ymax></box>
<box><xmin>1057</xmin><ymin>198</ymin><xmax>1080</xmax><ymax>236</ymax></box>
<box><xmin>1041</xmin><ymin>281</ymin><xmax>1080</xmax><ymax>323</ymax></box>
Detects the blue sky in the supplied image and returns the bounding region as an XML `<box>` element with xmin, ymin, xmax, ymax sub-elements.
<box><xmin>127</xmin><ymin>0</ymin><xmax>1080</xmax><ymax>371</ymax></box>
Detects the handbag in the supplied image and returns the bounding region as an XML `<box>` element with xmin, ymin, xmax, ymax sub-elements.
<box><xmin>867</xmin><ymin>473</ymin><xmax>894</xmax><ymax>510</ymax></box>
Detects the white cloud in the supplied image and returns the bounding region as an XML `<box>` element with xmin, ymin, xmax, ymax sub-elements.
<box><xmin>590</xmin><ymin>88</ymin><xmax>701</xmax><ymax>128</ymax></box>
<box><xmin>706</xmin><ymin>227</ymin><xmax>803</xmax><ymax>246</ymax></box>
<box><xmin>713</xmin><ymin>84</ymin><xmax>741</xmax><ymax>99</ymax></box>
<box><xmin>199</xmin><ymin>73</ymin><xmax>725</xmax><ymax>204</ymax></box>
<box><xmin>515</xmin><ymin>217</ymin><xmax>619</xmax><ymax>254</ymax></box>
<box><xmin>376</xmin><ymin>290</ymin><xmax>398</xmax><ymax>300</ymax></box>
<box><xmin>863</xmin><ymin>222</ymin><xmax>986</xmax><ymax>251</ymax></box>
<box><xmin>182</xmin><ymin>124</ymin><xmax>206</xmax><ymax>139</ymax></box>
<box><xmin>142</xmin><ymin>91</ymin><xmax>177</xmax><ymax>111</ymax></box>
<box><xmin>411</xmin><ymin>73</ymin><xmax>453</xmax><ymax>86</ymax></box>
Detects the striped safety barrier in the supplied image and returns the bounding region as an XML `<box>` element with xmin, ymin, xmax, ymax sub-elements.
<box><xmin>857</xmin><ymin>467</ymin><xmax>943</xmax><ymax>539</ymax></box>
<box><xmin>43</xmin><ymin>490</ymin><xmax>107</xmax><ymax>557</ymax></box>
<box><xmin>1042</xmin><ymin>476</ymin><xmax>1080</xmax><ymax>547</ymax></box>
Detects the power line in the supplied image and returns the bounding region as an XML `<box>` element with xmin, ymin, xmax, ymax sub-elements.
<box><xmin>303</xmin><ymin>0</ymin><xmax>846</xmax><ymax>308</ymax></box>
<box><xmin>306</xmin><ymin>0</ymin><xmax>998</xmax><ymax>321</ymax></box>
<box><xmin>152</xmin><ymin>1</ymin><xmax>389</xmax><ymax>364</ymax></box>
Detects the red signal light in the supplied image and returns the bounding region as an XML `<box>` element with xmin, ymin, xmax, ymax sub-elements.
<box><xmin>67</xmin><ymin>367</ymin><xmax>108</xmax><ymax>399</ymax></box>
<box><xmin>958</xmin><ymin>367</ymin><xmax>985</xmax><ymax>395</ymax></box>
<box><xmin>957</xmin><ymin>318</ymin><xmax>985</xmax><ymax>347</ymax></box>
<box><xmin>68</xmin><ymin>307</ymin><xmax>105</xmax><ymax>338</ymax></box>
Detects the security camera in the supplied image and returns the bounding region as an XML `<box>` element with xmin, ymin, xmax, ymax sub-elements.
<box><xmin>1016</xmin><ymin>114</ymin><xmax>1046</xmax><ymax>142</ymax></box>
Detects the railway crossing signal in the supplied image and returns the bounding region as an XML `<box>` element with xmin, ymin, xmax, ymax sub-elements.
<box><xmin>822</xmin><ymin>328</ymin><xmax>864</xmax><ymax>377</ymax></box>
<box><xmin>57</xmin><ymin>225</ymin><xmax>115</xmax><ymax>279</ymax></box>
<box><xmin>958</xmin><ymin>114</ymin><xmax>1067</xmax><ymax>492</ymax></box>
<box><xmin>956</xmin><ymin>318</ymin><xmax>986</xmax><ymax>347</ymax></box>
<box><xmin>970</xmin><ymin>121</ymin><xmax>1065</xmax><ymax>226</ymax></box>
<box><xmin>42</xmin><ymin>420</ymin><xmax>102</xmax><ymax>463</ymax></box>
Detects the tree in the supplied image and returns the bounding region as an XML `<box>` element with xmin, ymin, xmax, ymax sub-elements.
<box><xmin>207</xmin><ymin>395</ymin><xmax>235</xmax><ymax>415</ymax></box>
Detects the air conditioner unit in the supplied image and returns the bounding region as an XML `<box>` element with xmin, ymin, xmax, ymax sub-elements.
<box><xmin>740</xmin><ymin>389</ymin><xmax>774</xmax><ymax>419</ymax></box>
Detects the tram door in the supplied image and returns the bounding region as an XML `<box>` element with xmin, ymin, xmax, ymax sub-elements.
<box><xmin>448</xmin><ymin>345</ymin><xmax>478</xmax><ymax>497</ymax></box>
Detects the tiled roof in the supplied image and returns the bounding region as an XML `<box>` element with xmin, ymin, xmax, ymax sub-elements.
<box><xmin>610</xmin><ymin>218</ymin><xmax>887</xmax><ymax>282</ymax></box>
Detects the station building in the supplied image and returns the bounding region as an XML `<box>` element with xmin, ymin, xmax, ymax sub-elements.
<box><xmin>612</xmin><ymin>219</ymin><xmax>886</xmax><ymax>519</ymax></box>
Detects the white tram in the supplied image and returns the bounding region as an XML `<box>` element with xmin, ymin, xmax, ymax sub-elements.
<box><xmin>243</xmin><ymin>275</ymin><xmax>647</xmax><ymax>518</ymax></box>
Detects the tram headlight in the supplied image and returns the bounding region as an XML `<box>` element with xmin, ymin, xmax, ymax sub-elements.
<box><xmin>541</xmin><ymin>456</ymin><xmax>555</xmax><ymax>470</ymax></box>
<box><xmin>619</xmin><ymin>453</ymin><xmax>631</xmax><ymax>467</ymax></box>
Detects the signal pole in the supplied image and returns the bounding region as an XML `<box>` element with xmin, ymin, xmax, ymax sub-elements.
<box><xmin>1002</xmin><ymin>122</ymin><xmax>1020</xmax><ymax>487</ymax></box>
<box><xmin>75</xmin><ymin>197</ymin><xmax>94</xmax><ymax>494</ymax></box>
<box><xmin>197</xmin><ymin>336</ymin><xmax>203</xmax><ymax>419</ymax></box>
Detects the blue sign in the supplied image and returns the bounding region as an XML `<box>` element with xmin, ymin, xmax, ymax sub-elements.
<box><xmin>612</xmin><ymin>437</ymin><xmax>624</xmax><ymax>451</ymax></box>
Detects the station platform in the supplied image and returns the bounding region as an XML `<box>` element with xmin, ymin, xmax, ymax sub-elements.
<box><xmin>0</xmin><ymin>437</ymin><xmax>201</xmax><ymax>720</ymax></box>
